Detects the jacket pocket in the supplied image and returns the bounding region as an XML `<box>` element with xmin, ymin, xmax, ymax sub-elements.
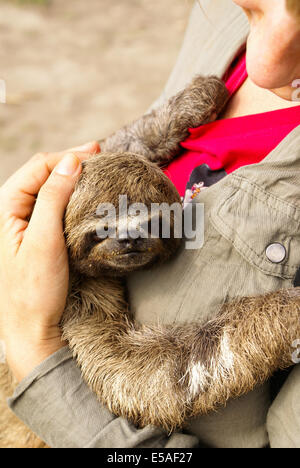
<box><xmin>210</xmin><ymin>175</ymin><xmax>300</xmax><ymax>280</ymax></box>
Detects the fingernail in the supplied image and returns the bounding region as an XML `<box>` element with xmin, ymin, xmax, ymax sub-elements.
<box><xmin>55</xmin><ymin>153</ymin><xmax>80</xmax><ymax>176</ymax></box>
<box><xmin>74</xmin><ymin>141</ymin><xmax>97</xmax><ymax>151</ymax></box>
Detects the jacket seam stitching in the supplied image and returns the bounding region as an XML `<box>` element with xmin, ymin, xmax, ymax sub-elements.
<box><xmin>232</xmin><ymin>174</ymin><xmax>300</xmax><ymax>220</ymax></box>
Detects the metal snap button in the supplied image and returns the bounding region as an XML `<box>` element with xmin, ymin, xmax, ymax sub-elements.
<box><xmin>266</xmin><ymin>243</ymin><xmax>286</xmax><ymax>264</ymax></box>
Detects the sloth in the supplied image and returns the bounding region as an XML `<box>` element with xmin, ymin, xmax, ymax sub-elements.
<box><xmin>0</xmin><ymin>75</ymin><xmax>300</xmax><ymax>449</ymax></box>
<box><xmin>63</xmin><ymin>156</ymin><xmax>300</xmax><ymax>433</ymax></box>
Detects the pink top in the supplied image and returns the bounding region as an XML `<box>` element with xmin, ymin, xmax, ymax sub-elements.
<box><xmin>163</xmin><ymin>52</ymin><xmax>300</xmax><ymax>197</ymax></box>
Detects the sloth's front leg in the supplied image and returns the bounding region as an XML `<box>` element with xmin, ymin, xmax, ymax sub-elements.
<box><xmin>101</xmin><ymin>75</ymin><xmax>229</xmax><ymax>166</ymax></box>
<box><xmin>63</xmin><ymin>281</ymin><xmax>300</xmax><ymax>433</ymax></box>
<box><xmin>187</xmin><ymin>288</ymin><xmax>300</xmax><ymax>418</ymax></box>
<box><xmin>64</xmin><ymin>315</ymin><xmax>192</xmax><ymax>432</ymax></box>
<box><xmin>62</xmin><ymin>278</ymin><xmax>193</xmax><ymax>432</ymax></box>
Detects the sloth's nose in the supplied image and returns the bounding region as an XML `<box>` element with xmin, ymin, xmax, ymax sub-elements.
<box><xmin>118</xmin><ymin>237</ymin><xmax>144</xmax><ymax>250</ymax></box>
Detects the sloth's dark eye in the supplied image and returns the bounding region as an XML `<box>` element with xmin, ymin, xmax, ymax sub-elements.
<box><xmin>93</xmin><ymin>234</ymin><xmax>105</xmax><ymax>243</ymax></box>
<box><xmin>86</xmin><ymin>229</ymin><xmax>107</xmax><ymax>247</ymax></box>
<box><xmin>147</xmin><ymin>214</ymin><xmax>163</xmax><ymax>238</ymax></box>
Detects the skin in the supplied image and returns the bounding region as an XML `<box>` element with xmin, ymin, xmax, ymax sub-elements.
<box><xmin>1</xmin><ymin>0</ymin><xmax>300</xmax><ymax>383</ymax></box>
<box><xmin>235</xmin><ymin>0</ymin><xmax>300</xmax><ymax>94</ymax></box>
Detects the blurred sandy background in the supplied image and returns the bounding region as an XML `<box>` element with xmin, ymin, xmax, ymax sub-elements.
<box><xmin>0</xmin><ymin>0</ymin><xmax>193</xmax><ymax>185</ymax></box>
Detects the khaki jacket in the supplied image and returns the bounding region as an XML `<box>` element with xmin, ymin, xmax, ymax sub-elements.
<box><xmin>8</xmin><ymin>0</ymin><xmax>300</xmax><ymax>448</ymax></box>
<box><xmin>128</xmin><ymin>0</ymin><xmax>300</xmax><ymax>448</ymax></box>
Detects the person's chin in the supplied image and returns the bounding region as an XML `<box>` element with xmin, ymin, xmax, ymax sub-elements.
<box><xmin>246</xmin><ymin>51</ymin><xmax>291</xmax><ymax>95</ymax></box>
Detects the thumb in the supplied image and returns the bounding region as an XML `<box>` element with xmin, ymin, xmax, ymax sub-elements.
<box><xmin>24</xmin><ymin>153</ymin><xmax>82</xmax><ymax>250</ymax></box>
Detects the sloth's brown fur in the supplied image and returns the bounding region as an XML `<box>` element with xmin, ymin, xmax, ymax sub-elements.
<box><xmin>63</xmin><ymin>282</ymin><xmax>300</xmax><ymax>432</ymax></box>
<box><xmin>1</xmin><ymin>74</ymin><xmax>299</xmax><ymax>448</ymax></box>
<box><xmin>100</xmin><ymin>75</ymin><xmax>228</xmax><ymax>166</ymax></box>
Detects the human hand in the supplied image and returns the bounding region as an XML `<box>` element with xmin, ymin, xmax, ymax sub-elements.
<box><xmin>0</xmin><ymin>141</ymin><xmax>100</xmax><ymax>381</ymax></box>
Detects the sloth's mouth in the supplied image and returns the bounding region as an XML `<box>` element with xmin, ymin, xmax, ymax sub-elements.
<box><xmin>118</xmin><ymin>250</ymin><xmax>146</xmax><ymax>257</ymax></box>
<box><xmin>114</xmin><ymin>249</ymin><xmax>152</xmax><ymax>264</ymax></box>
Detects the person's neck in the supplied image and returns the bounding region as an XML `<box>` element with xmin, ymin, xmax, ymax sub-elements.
<box><xmin>271</xmin><ymin>83</ymin><xmax>300</xmax><ymax>101</ymax></box>
<box><xmin>220</xmin><ymin>77</ymin><xmax>300</xmax><ymax>120</ymax></box>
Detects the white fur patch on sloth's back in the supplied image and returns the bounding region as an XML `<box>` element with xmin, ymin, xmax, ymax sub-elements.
<box><xmin>187</xmin><ymin>332</ymin><xmax>235</xmax><ymax>399</ymax></box>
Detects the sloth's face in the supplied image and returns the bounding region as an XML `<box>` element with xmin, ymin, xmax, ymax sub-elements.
<box><xmin>69</xmin><ymin>211</ymin><xmax>181</xmax><ymax>277</ymax></box>
<box><xmin>65</xmin><ymin>152</ymin><xmax>182</xmax><ymax>278</ymax></box>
